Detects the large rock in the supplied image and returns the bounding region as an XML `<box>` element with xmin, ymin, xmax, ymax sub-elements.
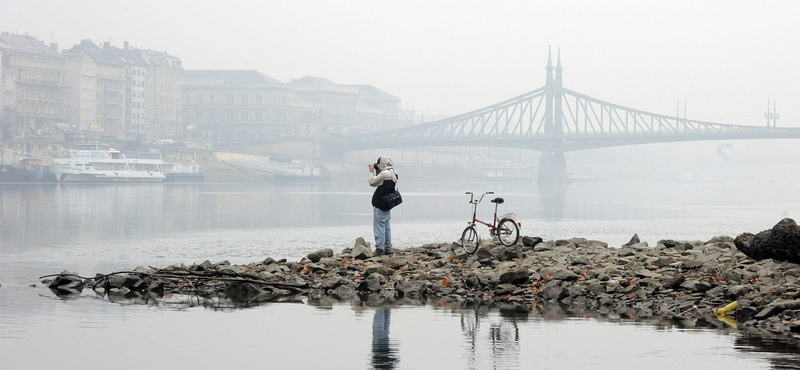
<box><xmin>351</xmin><ymin>244</ymin><xmax>373</xmax><ymax>260</ymax></box>
<box><xmin>307</xmin><ymin>248</ymin><xmax>334</xmax><ymax>263</ymax></box>
<box><xmin>48</xmin><ymin>270</ymin><xmax>84</xmax><ymax>292</ymax></box>
<box><xmin>735</xmin><ymin>218</ymin><xmax>800</xmax><ymax>263</ymax></box>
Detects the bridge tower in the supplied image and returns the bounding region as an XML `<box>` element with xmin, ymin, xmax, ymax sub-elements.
<box><xmin>539</xmin><ymin>47</ymin><xmax>567</xmax><ymax>187</ymax></box>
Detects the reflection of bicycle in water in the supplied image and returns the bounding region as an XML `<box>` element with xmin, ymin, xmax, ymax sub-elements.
<box><xmin>459</xmin><ymin>303</ymin><xmax>523</xmax><ymax>370</ymax></box>
<box><xmin>460</xmin><ymin>192</ymin><xmax>521</xmax><ymax>255</ymax></box>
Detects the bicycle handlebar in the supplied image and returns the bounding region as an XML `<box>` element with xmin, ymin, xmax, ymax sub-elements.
<box><xmin>466</xmin><ymin>191</ymin><xmax>495</xmax><ymax>204</ymax></box>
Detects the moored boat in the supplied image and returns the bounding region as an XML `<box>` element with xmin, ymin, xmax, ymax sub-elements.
<box><xmin>51</xmin><ymin>144</ymin><xmax>165</xmax><ymax>182</ymax></box>
<box><xmin>0</xmin><ymin>163</ymin><xmax>57</xmax><ymax>182</ymax></box>
<box><xmin>162</xmin><ymin>162</ymin><xmax>204</xmax><ymax>182</ymax></box>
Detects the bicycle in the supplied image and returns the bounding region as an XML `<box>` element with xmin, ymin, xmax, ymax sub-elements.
<box><xmin>460</xmin><ymin>191</ymin><xmax>521</xmax><ymax>255</ymax></box>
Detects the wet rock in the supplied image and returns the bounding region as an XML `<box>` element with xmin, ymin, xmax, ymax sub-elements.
<box><xmin>754</xmin><ymin>299</ymin><xmax>800</xmax><ymax>320</ymax></box>
<box><xmin>47</xmin><ymin>270</ymin><xmax>84</xmax><ymax>292</ymax></box>
<box><xmin>396</xmin><ymin>281</ymin><xmax>425</xmax><ymax>299</ymax></box>
<box><xmin>358</xmin><ymin>274</ymin><xmax>384</xmax><ymax>292</ymax></box>
<box><xmin>224</xmin><ymin>282</ymin><xmax>277</xmax><ymax>304</ymax></box>
<box><xmin>332</xmin><ymin>283</ymin><xmax>357</xmax><ymax>299</ymax></box>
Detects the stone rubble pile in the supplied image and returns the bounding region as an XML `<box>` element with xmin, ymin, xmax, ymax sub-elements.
<box><xmin>45</xmin><ymin>221</ymin><xmax>800</xmax><ymax>340</ymax></box>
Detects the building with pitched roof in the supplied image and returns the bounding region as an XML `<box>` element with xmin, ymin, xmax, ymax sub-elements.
<box><xmin>64</xmin><ymin>40</ymin><xmax>126</xmax><ymax>137</ymax></box>
<box><xmin>62</xmin><ymin>40</ymin><xmax>182</xmax><ymax>142</ymax></box>
<box><xmin>0</xmin><ymin>32</ymin><xmax>69</xmax><ymax>140</ymax></box>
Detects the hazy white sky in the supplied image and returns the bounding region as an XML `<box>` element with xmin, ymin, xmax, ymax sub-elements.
<box><xmin>2</xmin><ymin>0</ymin><xmax>798</xmax><ymax>125</ymax></box>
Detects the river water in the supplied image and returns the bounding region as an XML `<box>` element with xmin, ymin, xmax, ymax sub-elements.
<box><xmin>2</xmin><ymin>142</ymin><xmax>800</xmax><ymax>369</ymax></box>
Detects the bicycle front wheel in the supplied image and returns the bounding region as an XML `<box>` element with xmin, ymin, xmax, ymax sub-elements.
<box><xmin>460</xmin><ymin>226</ymin><xmax>480</xmax><ymax>255</ymax></box>
<box><xmin>497</xmin><ymin>218</ymin><xmax>520</xmax><ymax>246</ymax></box>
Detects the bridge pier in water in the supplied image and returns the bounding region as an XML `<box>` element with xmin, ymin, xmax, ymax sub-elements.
<box><xmin>538</xmin><ymin>151</ymin><xmax>567</xmax><ymax>189</ymax></box>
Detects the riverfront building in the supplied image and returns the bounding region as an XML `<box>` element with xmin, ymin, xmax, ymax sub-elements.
<box><xmin>183</xmin><ymin>72</ymin><xmax>408</xmax><ymax>142</ymax></box>
<box><xmin>1</xmin><ymin>31</ymin><xmax>410</xmax><ymax>152</ymax></box>
<box><xmin>0</xmin><ymin>33</ymin><xmax>69</xmax><ymax>141</ymax></box>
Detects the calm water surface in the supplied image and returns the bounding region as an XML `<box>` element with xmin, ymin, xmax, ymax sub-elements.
<box><xmin>1</xmin><ymin>162</ymin><xmax>800</xmax><ymax>369</ymax></box>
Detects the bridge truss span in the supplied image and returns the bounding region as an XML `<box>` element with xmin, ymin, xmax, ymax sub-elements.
<box><xmin>558</xmin><ymin>88</ymin><xmax>800</xmax><ymax>151</ymax></box>
<box><xmin>329</xmin><ymin>54</ymin><xmax>800</xmax><ymax>154</ymax></box>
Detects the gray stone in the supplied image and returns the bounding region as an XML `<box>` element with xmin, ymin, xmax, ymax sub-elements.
<box><xmin>332</xmin><ymin>283</ymin><xmax>357</xmax><ymax>299</ymax></box>
<box><xmin>499</xmin><ymin>268</ymin><xmax>529</xmax><ymax>284</ymax></box>
<box><xmin>358</xmin><ymin>274</ymin><xmax>384</xmax><ymax>292</ymax></box>
<box><xmin>307</xmin><ymin>248</ymin><xmax>334</xmax><ymax>263</ymax></box>
<box><xmin>351</xmin><ymin>244</ymin><xmax>373</xmax><ymax>260</ymax></box>
<box><xmin>354</xmin><ymin>237</ymin><xmax>370</xmax><ymax>248</ymax></box>
<box><xmin>542</xmin><ymin>285</ymin><xmax>567</xmax><ymax>301</ymax></box>
<box><xmin>623</xmin><ymin>233</ymin><xmax>640</xmax><ymax>247</ymax></box>
<box><xmin>495</xmin><ymin>283</ymin><xmax>517</xmax><ymax>294</ymax></box>
<box><xmin>364</xmin><ymin>264</ymin><xmax>394</xmax><ymax>277</ymax></box>
<box><xmin>396</xmin><ymin>281</ymin><xmax>426</xmax><ymax>299</ymax></box>
<box><xmin>754</xmin><ymin>299</ymin><xmax>800</xmax><ymax>320</ymax></box>
<box><xmin>540</xmin><ymin>267</ymin><xmax>579</xmax><ymax>281</ymax></box>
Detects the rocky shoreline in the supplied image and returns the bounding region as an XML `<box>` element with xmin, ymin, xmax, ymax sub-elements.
<box><xmin>44</xmin><ymin>223</ymin><xmax>800</xmax><ymax>341</ymax></box>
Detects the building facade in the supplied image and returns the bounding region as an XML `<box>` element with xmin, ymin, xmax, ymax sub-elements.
<box><xmin>182</xmin><ymin>70</ymin><xmax>292</xmax><ymax>141</ymax></box>
<box><xmin>0</xmin><ymin>33</ymin><xmax>69</xmax><ymax>140</ymax></box>
<box><xmin>1</xmin><ymin>31</ymin><xmax>410</xmax><ymax>150</ymax></box>
<box><xmin>63</xmin><ymin>40</ymin><xmax>182</xmax><ymax>142</ymax></box>
<box><xmin>183</xmin><ymin>72</ymin><xmax>407</xmax><ymax>142</ymax></box>
<box><xmin>141</xmin><ymin>50</ymin><xmax>182</xmax><ymax>140</ymax></box>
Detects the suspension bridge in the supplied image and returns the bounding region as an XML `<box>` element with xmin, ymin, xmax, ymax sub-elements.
<box><xmin>328</xmin><ymin>48</ymin><xmax>800</xmax><ymax>184</ymax></box>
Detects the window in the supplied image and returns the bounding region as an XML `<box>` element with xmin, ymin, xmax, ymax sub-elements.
<box><xmin>227</xmin><ymin>94</ymin><xmax>234</xmax><ymax>103</ymax></box>
<box><xmin>196</xmin><ymin>94</ymin><xmax>203</xmax><ymax>103</ymax></box>
<box><xmin>240</xmin><ymin>111</ymin><xmax>248</xmax><ymax>120</ymax></box>
<box><xmin>241</xmin><ymin>94</ymin><xmax>248</xmax><ymax>104</ymax></box>
<box><xmin>256</xmin><ymin>94</ymin><xmax>263</xmax><ymax>104</ymax></box>
<box><xmin>209</xmin><ymin>95</ymin><xmax>214</xmax><ymax>103</ymax></box>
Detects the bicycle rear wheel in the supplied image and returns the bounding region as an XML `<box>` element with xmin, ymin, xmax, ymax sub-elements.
<box><xmin>497</xmin><ymin>218</ymin><xmax>520</xmax><ymax>246</ymax></box>
<box><xmin>460</xmin><ymin>226</ymin><xmax>480</xmax><ymax>255</ymax></box>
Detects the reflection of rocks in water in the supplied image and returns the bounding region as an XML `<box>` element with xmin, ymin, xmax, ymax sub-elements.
<box><xmin>735</xmin><ymin>331</ymin><xmax>800</xmax><ymax>369</ymax></box>
<box><xmin>46</xmin><ymin>270</ymin><xmax>84</xmax><ymax>295</ymax></box>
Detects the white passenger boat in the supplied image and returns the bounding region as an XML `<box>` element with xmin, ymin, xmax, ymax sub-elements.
<box><xmin>52</xmin><ymin>144</ymin><xmax>166</xmax><ymax>182</ymax></box>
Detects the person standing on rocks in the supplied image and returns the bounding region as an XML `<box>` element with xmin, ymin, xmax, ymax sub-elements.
<box><xmin>369</xmin><ymin>156</ymin><xmax>398</xmax><ymax>256</ymax></box>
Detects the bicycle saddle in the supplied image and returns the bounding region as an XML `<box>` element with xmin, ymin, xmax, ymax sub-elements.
<box><xmin>491</xmin><ymin>197</ymin><xmax>504</xmax><ymax>204</ymax></box>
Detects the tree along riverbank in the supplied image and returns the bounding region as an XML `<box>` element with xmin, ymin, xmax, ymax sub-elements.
<box><xmin>43</xmin><ymin>226</ymin><xmax>800</xmax><ymax>341</ymax></box>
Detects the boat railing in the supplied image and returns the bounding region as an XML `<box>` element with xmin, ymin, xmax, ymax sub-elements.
<box><xmin>70</xmin><ymin>151</ymin><xmax>112</xmax><ymax>159</ymax></box>
<box><xmin>123</xmin><ymin>152</ymin><xmax>163</xmax><ymax>161</ymax></box>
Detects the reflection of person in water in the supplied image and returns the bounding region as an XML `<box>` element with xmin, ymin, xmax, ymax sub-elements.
<box><xmin>371</xmin><ymin>308</ymin><xmax>398</xmax><ymax>369</ymax></box>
